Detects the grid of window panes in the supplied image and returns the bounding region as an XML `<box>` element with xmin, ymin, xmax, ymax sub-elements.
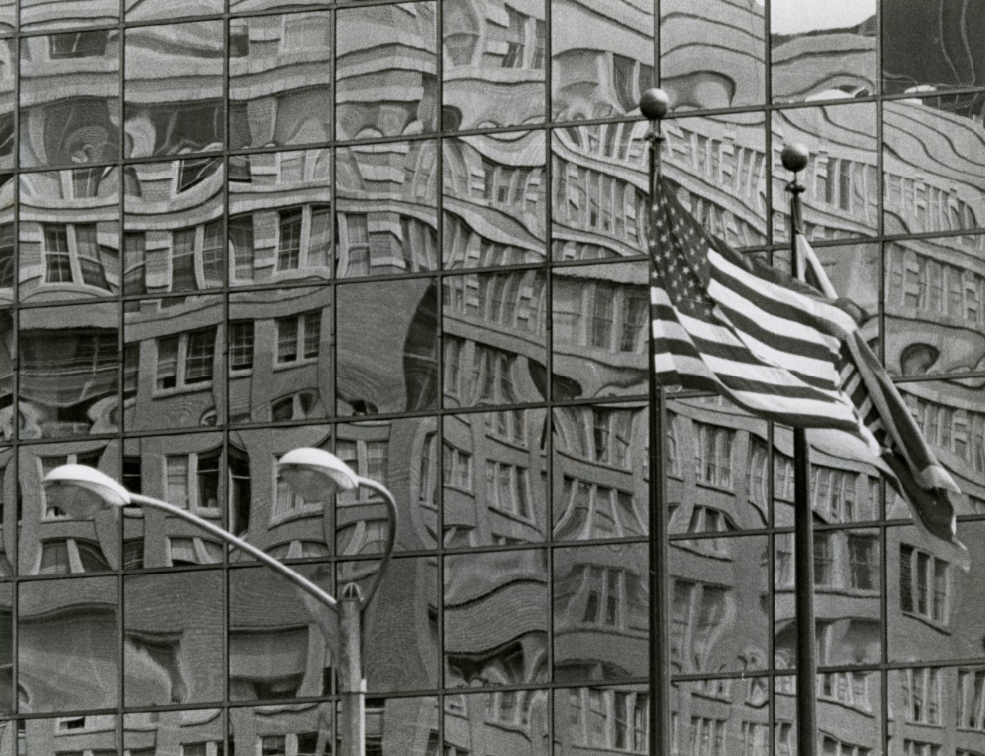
<box><xmin>0</xmin><ymin>0</ymin><xmax>984</xmax><ymax>755</ymax></box>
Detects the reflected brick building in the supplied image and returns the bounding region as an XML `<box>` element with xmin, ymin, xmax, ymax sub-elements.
<box><xmin>1</xmin><ymin>1</ymin><xmax>985</xmax><ymax>756</ymax></box>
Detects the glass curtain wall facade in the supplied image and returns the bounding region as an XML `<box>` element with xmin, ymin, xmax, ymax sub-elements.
<box><xmin>0</xmin><ymin>0</ymin><xmax>983</xmax><ymax>754</ymax></box>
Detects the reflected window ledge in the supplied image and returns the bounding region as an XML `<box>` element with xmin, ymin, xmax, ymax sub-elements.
<box><xmin>152</xmin><ymin>381</ymin><xmax>215</xmax><ymax>399</ymax></box>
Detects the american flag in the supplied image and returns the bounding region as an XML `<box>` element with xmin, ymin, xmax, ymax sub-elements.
<box><xmin>649</xmin><ymin>178</ymin><xmax>963</xmax><ymax>553</ymax></box>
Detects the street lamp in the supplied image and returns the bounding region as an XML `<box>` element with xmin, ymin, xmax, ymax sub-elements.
<box><xmin>277</xmin><ymin>447</ymin><xmax>398</xmax><ymax>756</ymax></box>
<box><xmin>43</xmin><ymin>449</ymin><xmax>398</xmax><ymax>756</ymax></box>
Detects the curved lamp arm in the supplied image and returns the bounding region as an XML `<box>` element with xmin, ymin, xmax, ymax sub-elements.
<box><xmin>128</xmin><ymin>493</ymin><xmax>337</xmax><ymax>611</ymax></box>
<box><xmin>350</xmin><ymin>475</ymin><xmax>398</xmax><ymax>610</ymax></box>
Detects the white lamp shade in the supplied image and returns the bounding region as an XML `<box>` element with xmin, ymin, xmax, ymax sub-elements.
<box><xmin>277</xmin><ymin>447</ymin><xmax>359</xmax><ymax>500</ymax></box>
<box><xmin>42</xmin><ymin>464</ymin><xmax>131</xmax><ymax>518</ymax></box>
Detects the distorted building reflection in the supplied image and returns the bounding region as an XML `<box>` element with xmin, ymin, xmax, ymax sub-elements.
<box><xmin>5</xmin><ymin>2</ymin><xmax>985</xmax><ymax>756</ymax></box>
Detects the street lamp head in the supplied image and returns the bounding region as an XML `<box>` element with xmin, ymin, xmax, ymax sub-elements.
<box><xmin>42</xmin><ymin>464</ymin><xmax>132</xmax><ymax>518</ymax></box>
<box><xmin>278</xmin><ymin>448</ymin><xmax>360</xmax><ymax>500</ymax></box>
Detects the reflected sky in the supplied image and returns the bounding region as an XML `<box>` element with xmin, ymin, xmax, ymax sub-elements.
<box><xmin>772</xmin><ymin>0</ymin><xmax>873</xmax><ymax>34</ymax></box>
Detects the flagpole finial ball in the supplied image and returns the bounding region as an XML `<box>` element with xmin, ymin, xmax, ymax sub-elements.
<box><xmin>781</xmin><ymin>143</ymin><xmax>810</xmax><ymax>173</ymax></box>
<box><xmin>640</xmin><ymin>88</ymin><xmax>670</xmax><ymax>121</ymax></box>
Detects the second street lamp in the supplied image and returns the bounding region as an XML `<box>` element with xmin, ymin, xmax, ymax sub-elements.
<box><xmin>42</xmin><ymin>449</ymin><xmax>398</xmax><ymax>756</ymax></box>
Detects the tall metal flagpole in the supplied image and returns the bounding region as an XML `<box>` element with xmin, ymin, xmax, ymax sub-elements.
<box><xmin>640</xmin><ymin>87</ymin><xmax>673</xmax><ymax>756</ymax></box>
<box><xmin>782</xmin><ymin>143</ymin><xmax>818</xmax><ymax>756</ymax></box>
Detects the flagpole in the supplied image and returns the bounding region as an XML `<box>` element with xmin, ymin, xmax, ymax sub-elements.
<box><xmin>640</xmin><ymin>86</ymin><xmax>672</xmax><ymax>756</ymax></box>
<box><xmin>782</xmin><ymin>143</ymin><xmax>818</xmax><ymax>756</ymax></box>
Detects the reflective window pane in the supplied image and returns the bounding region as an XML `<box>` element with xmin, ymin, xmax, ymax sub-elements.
<box><xmin>443</xmin><ymin>269</ymin><xmax>547</xmax><ymax>408</ymax></box>
<box><xmin>336</xmin><ymin>278</ymin><xmax>439</xmax><ymax>415</ymax></box>
<box><xmin>444</xmin><ymin>0</ymin><xmax>545</xmax><ymax>130</ymax></box>
<box><xmin>671</xmin><ymin>536</ymin><xmax>768</xmax><ymax>677</ymax></box>
<box><xmin>0</xmin><ymin>41</ymin><xmax>10</xmax><ymax>180</ymax></box>
<box><xmin>889</xmin><ymin>521</ymin><xmax>985</xmax><ymax>663</ymax></box>
<box><xmin>554</xmin><ymin>544</ymin><xmax>648</xmax><ymax>684</ymax></box>
<box><xmin>889</xmin><ymin>381</ymin><xmax>985</xmax><ymax>506</ymax></box>
<box><xmin>123</xmin><ymin>158</ymin><xmax>225</xmax><ymax>294</ymax></box>
<box><xmin>125</xmin><ymin>709</ymin><xmax>223</xmax><ymax>756</ymax></box>
<box><xmin>776</xmin><ymin>529</ymin><xmax>882</xmax><ymax>669</ymax></box>
<box><xmin>0</xmin><ymin>449</ymin><xmax>13</xmax><ymax>579</ymax></box>
<box><xmin>229</xmin><ymin>12</ymin><xmax>332</xmax><ymax>151</ymax></box>
<box><xmin>555</xmin><ymin>685</ymin><xmax>648</xmax><ymax>755</ymax></box>
<box><xmin>339</xmin><ymin>556</ymin><xmax>438</xmax><ymax>693</ymax></box>
<box><xmin>552</xmin><ymin>123</ymin><xmax>649</xmax><ymax>261</ymax></box>
<box><xmin>229</xmin><ymin>288</ymin><xmax>332</xmax><ymax>424</ymax></box>
<box><xmin>229</xmin><ymin>562</ymin><xmax>334</xmax><ymax>701</ymax></box>
<box><xmin>667</xmin><ymin>395</ymin><xmax>769</xmax><ymax>534</ymax></box>
<box><xmin>883</xmin><ymin>0</ymin><xmax>985</xmax><ymax>95</ymax></box>
<box><xmin>772</xmin><ymin>102</ymin><xmax>879</xmax><ymax>240</ymax></box>
<box><xmin>661</xmin><ymin>0</ymin><xmax>765</xmax><ymax>110</ymax></box>
<box><xmin>19</xmin><ymin>714</ymin><xmax>118</xmax><ymax>754</ymax></box>
<box><xmin>19</xmin><ymin>32</ymin><xmax>117</xmax><ymax>171</ymax></box>
<box><xmin>19</xmin><ymin>575</ymin><xmax>118</xmax><ymax>712</ymax></box>
<box><xmin>938</xmin><ymin>666</ymin><xmax>985</xmax><ymax>749</ymax></box>
<box><xmin>884</xmin><ymin>97</ymin><xmax>985</xmax><ymax>237</ymax></box>
<box><xmin>552</xmin><ymin>0</ymin><xmax>652</xmax><ymax>122</ymax></box>
<box><xmin>229</xmin><ymin>704</ymin><xmax>334</xmax><ymax>756</ymax></box>
<box><xmin>124</xmin><ymin>22</ymin><xmax>224</xmax><ymax>159</ymax></box>
<box><xmin>18</xmin><ymin>303</ymin><xmax>120</xmax><ymax>439</ymax></box>
<box><xmin>18</xmin><ymin>442</ymin><xmax>116</xmax><ymax>576</ymax></box>
<box><xmin>448</xmin><ymin>689</ymin><xmax>548</xmax><ymax>755</ymax></box>
<box><xmin>808</xmin><ymin>240</ymin><xmax>879</xmax><ymax>321</ymax></box>
<box><xmin>0</xmin><ymin>313</ymin><xmax>13</xmax><ymax>436</ymax></box>
<box><xmin>21</xmin><ymin>0</ymin><xmax>115</xmax><ymax>30</ymax></box>
<box><xmin>772</xmin><ymin>432</ymin><xmax>883</xmax><ymax>531</ymax></box>
<box><xmin>818</xmin><ymin>670</ymin><xmax>880</xmax><ymax>741</ymax></box>
<box><xmin>443</xmin><ymin>131</ymin><xmax>547</xmax><ymax>268</ymax></box>
<box><xmin>227</xmin><ymin>426</ymin><xmax>331</xmax><ymax>562</ymax></box>
<box><xmin>228</xmin><ymin>150</ymin><xmax>332</xmax><ymax>287</ymax></box>
<box><xmin>886</xmin><ymin>238</ymin><xmax>985</xmax><ymax>381</ymax></box>
<box><xmin>338</xmin><ymin>3</ymin><xmax>437</xmax><ymax>140</ymax></box>
<box><xmin>230</xmin><ymin>0</ymin><xmax>318</xmax><ymax>12</ymax></box>
<box><xmin>19</xmin><ymin>170</ymin><xmax>119</xmax><ymax>301</ymax></box>
<box><xmin>337</xmin><ymin>141</ymin><xmax>437</xmax><ymax>277</ymax></box>
<box><xmin>445</xmin><ymin>549</ymin><xmax>547</xmax><ymax>688</ymax></box>
<box><xmin>665</xmin><ymin>112</ymin><xmax>768</xmax><ymax>247</ymax></box>
<box><xmin>0</xmin><ymin>583</ymin><xmax>10</xmax><ymax>714</ymax></box>
<box><xmin>124</xmin><ymin>296</ymin><xmax>224</xmax><ymax>432</ymax></box>
<box><xmin>771</xmin><ymin>0</ymin><xmax>876</xmax><ymax>103</ymax></box>
<box><xmin>552</xmin><ymin>262</ymin><xmax>648</xmax><ymax>401</ymax></box>
<box><xmin>124</xmin><ymin>571</ymin><xmax>224</xmax><ymax>706</ymax></box>
<box><xmin>443</xmin><ymin>409</ymin><xmax>548</xmax><ymax>548</ymax></box>
<box><xmin>336</xmin><ymin>418</ymin><xmax>436</xmax><ymax>554</ymax></box>
<box><xmin>126</xmin><ymin>0</ymin><xmax>222</xmax><ymax>22</ymax></box>
<box><xmin>117</xmin><ymin>432</ymin><xmax>225</xmax><ymax>571</ymax></box>
<box><xmin>889</xmin><ymin>667</ymin><xmax>952</xmax><ymax>732</ymax></box>
<box><xmin>553</xmin><ymin>403</ymin><xmax>647</xmax><ymax>541</ymax></box>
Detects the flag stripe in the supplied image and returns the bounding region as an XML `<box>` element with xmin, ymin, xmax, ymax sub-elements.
<box><xmin>710</xmin><ymin>250</ymin><xmax>858</xmax><ymax>335</ymax></box>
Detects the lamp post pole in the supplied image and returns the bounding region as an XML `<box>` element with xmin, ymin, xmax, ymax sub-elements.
<box><xmin>339</xmin><ymin>583</ymin><xmax>366</xmax><ymax>756</ymax></box>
